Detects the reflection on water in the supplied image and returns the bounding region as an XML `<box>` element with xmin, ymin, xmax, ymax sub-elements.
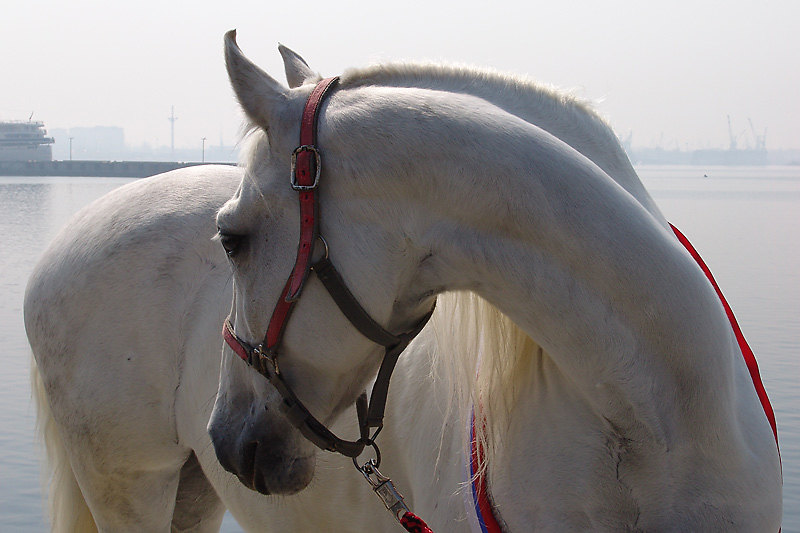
<box><xmin>0</xmin><ymin>177</ymin><xmax>136</xmax><ymax>531</ymax></box>
<box><xmin>0</xmin><ymin>169</ymin><xmax>798</xmax><ymax>530</ymax></box>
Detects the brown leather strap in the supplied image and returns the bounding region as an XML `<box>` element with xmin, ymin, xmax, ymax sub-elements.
<box><xmin>312</xmin><ymin>255</ymin><xmax>435</xmax><ymax>429</ymax></box>
<box><xmin>223</xmin><ymin>318</ymin><xmax>370</xmax><ymax>457</ymax></box>
<box><xmin>365</xmin><ymin>309</ymin><xmax>434</xmax><ymax>428</ymax></box>
<box><xmin>312</xmin><ymin>257</ymin><xmax>402</xmax><ymax>347</ymax></box>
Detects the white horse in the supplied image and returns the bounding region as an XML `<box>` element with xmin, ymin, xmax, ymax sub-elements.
<box><xmin>25</xmin><ymin>31</ymin><xmax>781</xmax><ymax>532</ymax></box>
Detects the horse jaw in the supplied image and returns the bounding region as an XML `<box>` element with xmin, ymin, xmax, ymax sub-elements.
<box><xmin>224</xmin><ymin>29</ymin><xmax>288</xmax><ymax>134</ymax></box>
<box><xmin>278</xmin><ymin>44</ymin><xmax>321</xmax><ymax>88</ymax></box>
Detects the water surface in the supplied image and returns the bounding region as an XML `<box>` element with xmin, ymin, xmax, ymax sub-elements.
<box><xmin>1</xmin><ymin>167</ymin><xmax>797</xmax><ymax>530</ymax></box>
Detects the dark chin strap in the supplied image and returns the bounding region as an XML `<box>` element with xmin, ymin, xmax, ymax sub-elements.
<box><xmin>222</xmin><ymin>76</ymin><xmax>435</xmax><ymax>458</ymax></box>
<box><xmin>223</xmin><ymin>282</ymin><xmax>434</xmax><ymax>458</ymax></box>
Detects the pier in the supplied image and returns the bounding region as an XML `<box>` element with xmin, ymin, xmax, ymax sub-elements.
<box><xmin>0</xmin><ymin>160</ymin><xmax>236</xmax><ymax>178</ymax></box>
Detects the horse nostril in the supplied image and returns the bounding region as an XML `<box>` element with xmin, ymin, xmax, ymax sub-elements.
<box><xmin>241</xmin><ymin>440</ymin><xmax>258</xmax><ymax>488</ymax></box>
<box><xmin>253</xmin><ymin>468</ymin><xmax>269</xmax><ymax>494</ymax></box>
<box><xmin>209</xmin><ymin>424</ymin><xmax>240</xmax><ymax>476</ymax></box>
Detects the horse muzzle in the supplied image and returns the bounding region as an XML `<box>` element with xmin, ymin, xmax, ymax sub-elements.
<box><xmin>208</xmin><ymin>406</ymin><xmax>316</xmax><ymax>495</ymax></box>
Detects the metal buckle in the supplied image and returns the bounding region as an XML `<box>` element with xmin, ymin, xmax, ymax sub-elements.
<box><xmin>252</xmin><ymin>344</ymin><xmax>280</xmax><ymax>376</ymax></box>
<box><xmin>290</xmin><ymin>145</ymin><xmax>321</xmax><ymax>190</ymax></box>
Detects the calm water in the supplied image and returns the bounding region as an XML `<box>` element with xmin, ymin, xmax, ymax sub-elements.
<box><xmin>1</xmin><ymin>167</ymin><xmax>798</xmax><ymax>531</ymax></box>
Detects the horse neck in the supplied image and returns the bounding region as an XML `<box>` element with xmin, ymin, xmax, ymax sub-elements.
<box><xmin>338</xmin><ymin>91</ymin><xmax>736</xmax><ymax>447</ymax></box>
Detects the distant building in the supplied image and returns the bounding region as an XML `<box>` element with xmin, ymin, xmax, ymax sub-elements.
<box><xmin>50</xmin><ymin>126</ymin><xmax>239</xmax><ymax>163</ymax></box>
<box><xmin>51</xmin><ymin>126</ymin><xmax>126</xmax><ymax>160</ymax></box>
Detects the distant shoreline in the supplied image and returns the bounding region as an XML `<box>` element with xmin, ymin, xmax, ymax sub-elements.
<box><xmin>0</xmin><ymin>160</ymin><xmax>236</xmax><ymax>178</ymax></box>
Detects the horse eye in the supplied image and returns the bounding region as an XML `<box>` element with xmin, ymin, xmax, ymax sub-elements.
<box><xmin>218</xmin><ymin>232</ymin><xmax>246</xmax><ymax>257</ymax></box>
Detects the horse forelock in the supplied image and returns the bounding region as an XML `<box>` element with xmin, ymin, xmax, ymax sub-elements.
<box><xmin>238</xmin><ymin>125</ymin><xmax>269</xmax><ymax>170</ymax></box>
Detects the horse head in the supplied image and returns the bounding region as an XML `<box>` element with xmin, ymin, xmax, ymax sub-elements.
<box><xmin>208</xmin><ymin>31</ymin><xmax>436</xmax><ymax>495</ymax></box>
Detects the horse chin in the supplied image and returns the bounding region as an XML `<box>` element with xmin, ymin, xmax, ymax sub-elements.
<box><xmin>242</xmin><ymin>446</ymin><xmax>316</xmax><ymax>495</ymax></box>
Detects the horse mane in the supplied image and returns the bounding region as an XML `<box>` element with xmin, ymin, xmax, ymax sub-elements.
<box><xmin>337</xmin><ymin>61</ymin><xmax>630</xmax><ymax>174</ymax></box>
<box><xmin>430</xmin><ymin>291</ymin><xmax>541</xmax><ymax>476</ymax></box>
<box><xmin>339</xmin><ymin>60</ymin><xmax>597</xmax><ymax>113</ymax></box>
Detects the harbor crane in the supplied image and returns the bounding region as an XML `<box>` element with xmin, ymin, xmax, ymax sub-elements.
<box><xmin>748</xmin><ymin>118</ymin><xmax>767</xmax><ymax>151</ymax></box>
<box><xmin>727</xmin><ymin>115</ymin><xmax>746</xmax><ymax>151</ymax></box>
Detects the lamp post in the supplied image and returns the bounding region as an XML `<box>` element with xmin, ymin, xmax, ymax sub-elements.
<box><xmin>168</xmin><ymin>106</ymin><xmax>178</xmax><ymax>160</ymax></box>
<box><xmin>201</xmin><ymin>137</ymin><xmax>207</xmax><ymax>163</ymax></box>
<box><xmin>69</xmin><ymin>137</ymin><xmax>73</xmax><ymax>161</ymax></box>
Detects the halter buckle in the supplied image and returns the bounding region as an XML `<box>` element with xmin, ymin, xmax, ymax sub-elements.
<box><xmin>290</xmin><ymin>145</ymin><xmax>321</xmax><ymax>190</ymax></box>
<box><xmin>252</xmin><ymin>344</ymin><xmax>280</xmax><ymax>376</ymax></box>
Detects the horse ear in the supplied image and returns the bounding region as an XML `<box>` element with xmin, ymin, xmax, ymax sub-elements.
<box><xmin>224</xmin><ymin>30</ymin><xmax>287</xmax><ymax>132</ymax></box>
<box><xmin>278</xmin><ymin>44</ymin><xmax>321</xmax><ymax>88</ymax></box>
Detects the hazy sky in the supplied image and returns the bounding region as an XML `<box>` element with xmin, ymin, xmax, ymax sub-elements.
<box><xmin>3</xmin><ymin>0</ymin><xmax>798</xmax><ymax>150</ymax></box>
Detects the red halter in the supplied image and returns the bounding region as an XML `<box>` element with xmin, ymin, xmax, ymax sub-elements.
<box><xmin>222</xmin><ymin>76</ymin><xmax>435</xmax><ymax>458</ymax></box>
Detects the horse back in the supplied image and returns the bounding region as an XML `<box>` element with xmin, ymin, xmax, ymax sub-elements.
<box><xmin>24</xmin><ymin>165</ymin><xmax>241</xmax><ymax>466</ymax></box>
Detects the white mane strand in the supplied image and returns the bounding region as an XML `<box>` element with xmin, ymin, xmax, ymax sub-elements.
<box><xmin>430</xmin><ymin>292</ymin><xmax>540</xmax><ymax>476</ymax></box>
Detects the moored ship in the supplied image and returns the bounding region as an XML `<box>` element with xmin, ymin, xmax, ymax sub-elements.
<box><xmin>0</xmin><ymin>120</ymin><xmax>55</xmax><ymax>162</ymax></box>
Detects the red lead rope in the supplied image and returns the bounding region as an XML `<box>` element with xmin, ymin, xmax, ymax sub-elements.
<box><xmin>672</xmin><ymin>224</ymin><xmax>780</xmax><ymax>533</ymax></box>
<box><xmin>670</xmin><ymin>224</ymin><xmax>779</xmax><ymax>448</ymax></box>
<box><xmin>399</xmin><ymin>512</ymin><xmax>434</xmax><ymax>533</ymax></box>
<box><xmin>470</xmin><ymin>410</ymin><xmax>503</xmax><ymax>533</ymax></box>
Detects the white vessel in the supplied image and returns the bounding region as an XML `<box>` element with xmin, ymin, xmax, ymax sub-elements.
<box><xmin>0</xmin><ymin>121</ymin><xmax>54</xmax><ymax>161</ymax></box>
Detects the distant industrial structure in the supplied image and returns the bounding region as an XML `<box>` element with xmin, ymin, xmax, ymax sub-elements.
<box><xmin>626</xmin><ymin>116</ymin><xmax>783</xmax><ymax>166</ymax></box>
<box><xmin>48</xmin><ymin>124</ymin><xmax>238</xmax><ymax>163</ymax></box>
<box><xmin>168</xmin><ymin>106</ymin><xmax>178</xmax><ymax>159</ymax></box>
<box><xmin>689</xmin><ymin>116</ymin><xmax>768</xmax><ymax>166</ymax></box>
<box><xmin>50</xmin><ymin>126</ymin><xmax>127</xmax><ymax>161</ymax></box>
